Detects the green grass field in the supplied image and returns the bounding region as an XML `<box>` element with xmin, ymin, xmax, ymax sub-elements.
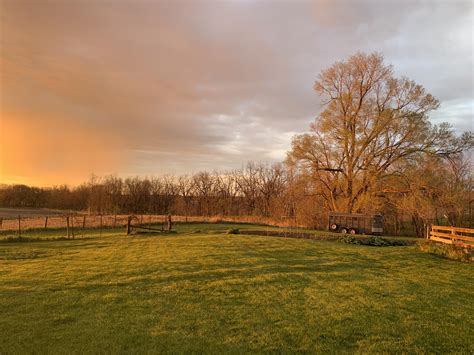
<box><xmin>0</xmin><ymin>224</ymin><xmax>472</xmax><ymax>353</ymax></box>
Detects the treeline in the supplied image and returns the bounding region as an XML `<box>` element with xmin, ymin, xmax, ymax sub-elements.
<box><xmin>0</xmin><ymin>157</ymin><xmax>472</xmax><ymax>236</ymax></box>
<box><xmin>0</xmin><ymin>163</ymin><xmax>302</xmax><ymax>221</ymax></box>
<box><xmin>0</xmin><ymin>164</ymin><xmax>296</xmax><ymax>216</ymax></box>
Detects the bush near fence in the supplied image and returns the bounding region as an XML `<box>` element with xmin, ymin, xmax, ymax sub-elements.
<box><xmin>421</xmin><ymin>225</ymin><xmax>474</xmax><ymax>262</ymax></box>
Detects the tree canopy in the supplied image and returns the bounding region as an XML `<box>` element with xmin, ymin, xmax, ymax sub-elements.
<box><xmin>287</xmin><ymin>52</ymin><xmax>473</xmax><ymax>213</ymax></box>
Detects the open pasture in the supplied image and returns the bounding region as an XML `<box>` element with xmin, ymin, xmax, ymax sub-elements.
<box><xmin>0</xmin><ymin>207</ymin><xmax>80</xmax><ymax>219</ymax></box>
<box><xmin>0</xmin><ymin>224</ymin><xmax>472</xmax><ymax>353</ymax></box>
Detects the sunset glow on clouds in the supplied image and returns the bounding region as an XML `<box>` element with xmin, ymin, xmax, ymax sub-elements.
<box><xmin>1</xmin><ymin>0</ymin><xmax>472</xmax><ymax>186</ymax></box>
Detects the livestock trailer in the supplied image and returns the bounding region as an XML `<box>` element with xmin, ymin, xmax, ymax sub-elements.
<box><xmin>328</xmin><ymin>212</ymin><xmax>383</xmax><ymax>235</ymax></box>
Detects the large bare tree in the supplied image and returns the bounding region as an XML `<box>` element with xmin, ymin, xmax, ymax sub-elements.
<box><xmin>288</xmin><ymin>52</ymin><xmax>472</xmax><ymax>213</ymax></box>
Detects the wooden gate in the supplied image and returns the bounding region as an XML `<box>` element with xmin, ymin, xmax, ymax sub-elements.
<box><xmin>428</xmin><ymin>225</ymin><xmax>474</xmax><ymax>248</ymax></box>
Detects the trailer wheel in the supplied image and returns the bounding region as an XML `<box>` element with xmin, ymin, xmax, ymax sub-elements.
<box><xmin>341</xmin><ymin>228</ymin><xmax>348</xmax><ymax>234</ymax></box>
<box><xmin>330</xmin><ymin>224</ymin><xmax>338</xmax><ymax>231</ymax></box>
<box><xmin>349</xmin><ymin>228</ymin><xmax>357</xmax><ymax>234</ymax></box>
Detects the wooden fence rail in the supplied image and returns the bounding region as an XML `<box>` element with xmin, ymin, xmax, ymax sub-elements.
<box><xmin>428</xmin><ymin>225</ymin><xmax>474</xmax><ymax>248</ymax></box>
<box><xmin>0</xmin><ymin>214</ymin><xmax>167</xmax><ymax>232</ymax></box>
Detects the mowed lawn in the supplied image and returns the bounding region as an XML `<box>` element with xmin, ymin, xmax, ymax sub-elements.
<box><xmin>0</xmin><ymin>225</ymin><xmax>473</xmax><ymax>353</ymax></box>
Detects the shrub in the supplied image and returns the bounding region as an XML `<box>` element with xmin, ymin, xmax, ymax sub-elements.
<box><xmin>419</xmin><ymin>241</ymin><xmax>473</xmax><ymax>263</ymax></box>
<box><xmin>338</xmin><ymin>235</ymin><xmax>410</xmax><ymax>247</ymax></box>
<box><xmin>363</xmin><ymin>236</ymin><xmax>392</xmax><ymax>247</ymax></box>
<box><xmin>365</xmin><ymin>236</ymin><xmax>410</xmax><ymax>246</ymax></box>
<box><xmin>338</xmin><ymin>235</ymin><xmax>359</xmax><ymax>244</ymax></box>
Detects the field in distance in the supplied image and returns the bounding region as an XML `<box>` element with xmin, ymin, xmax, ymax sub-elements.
<box><xmin>0</xmin><ymin>207</ymin><xmax>82</xmax><ymax>219</ymax></box>
<box><xmin>0</xmin><ymin>223</ymin><xmax>472</xmax><ymax>353</ymax></box>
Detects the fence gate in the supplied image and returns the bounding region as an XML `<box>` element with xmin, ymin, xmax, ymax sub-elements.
<box><xmin>428</xmin><ymin>225</ymin><xmax>474</xmax><ymax>248</ymax></box>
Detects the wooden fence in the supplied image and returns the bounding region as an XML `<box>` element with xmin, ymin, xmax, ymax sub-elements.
<box><xmin>0</xmin><ymin>214</ymin><xmax>177</xmax><ymax>234</ymax></box>
<box><xmin>428</xmin><ymin>225</ymin><xmax>474</xmax><ymax>248</ymax></box>
<box><xmin>0</xmin><ymin>214</ymin><xmax>304</xmax><ymax>233</ymax></box>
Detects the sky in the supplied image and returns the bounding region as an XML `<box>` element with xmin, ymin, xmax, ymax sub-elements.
<box><xmin>1</xmin><ymin>0</ymin><xmax>473</xmax><ymax>186</ymax></box>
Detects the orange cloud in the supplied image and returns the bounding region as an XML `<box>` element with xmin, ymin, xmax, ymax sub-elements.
<box><xmin>0</xmin><ymin>111</ymin><xmax>125</xmax><ymax>186</ymax></box>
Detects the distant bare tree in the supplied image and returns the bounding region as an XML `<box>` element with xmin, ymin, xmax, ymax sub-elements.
<box><xmin>87</xmin><ymin>175</ymin><xmax>106</xmax><ymax>214</ymax></box>
<box><xmin>149</xmin><ymin>177</ymin><xmax>164</xmax><ymax>214</ymax></box>
<box><xmin>193</xmin><ymin>172</ymin><xmax>215</xmax><ymax>216</ymax></box>
<box><xmin>103</xmin><ymin>175</ymin><xmax>123</xmax><ymax>214</ymax></box>
<box><xmin>256</xmin><ymin>163</ymin><xmax>287</xmax><ymax>217</ymax></box>
<box><xmin>219</xmin><ymin>172</ymin><xmax>240</xmax><ymax>216</ymax></box>
<box><xmin>161</xmin><ymin>175</ymin><xmax>178</xmax><ymax>214</ymax></box>
<box><xmin>235</xmin><ymin>163</ymin><xmax>261</xmax><ymax>215</ymax></box>
<box><xmin>177</xmin><ymin>175</ymin><xmax>195</xmax><ymax>220</ymax></box>
<box><xmin>123</xmin><ymin>177</ymin><xmax>151</xmax><ymax>214</ymax></box>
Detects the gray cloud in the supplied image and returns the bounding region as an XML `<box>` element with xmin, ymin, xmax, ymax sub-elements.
<box><xmin>1</xmin><ymin>0</ymin><xmax>472</xmax><ymax>184</ymax></box>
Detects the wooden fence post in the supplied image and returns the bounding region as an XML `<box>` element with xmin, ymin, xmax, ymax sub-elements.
<box><xmin>66</xmin><ymin>216</ymin><xmax>70</xmax><ymax>238</ymax></box>
<box><xmin>82</xmin><ymin>215</ymin><xmax>86</xmax><ymax>228</ymax></box>
<box><xmin>0</xmin><ymin>217</ymin><xmax>3</xmax><ymax>230</ymax></box>
<box><xmin>71</xmin><ymin>216</ymin><xmax>75</xmax><ymax>239</ymax></box>
<box><xmin>100</xmin><ymin>215</ymin><xmax>103</xmax><ymax>237</ymax></box>
<box><xmin>167</xmin><ymin>214</ymin><xmax>172</xmax><ymax>231</ymax></box>
<box><xmin>126</xmin><ymin>216</ymin><xmax>132</xmax><ymax>235</ymax></box>
<box><xmin>44</xmin><ymin>216</ymin><xmax>48</xmax><ymax>229</ymax></box>
<box><xmin>18</xmin><ymin>215</ymin><xmax>21</xmax><ymax>237</ymax></box>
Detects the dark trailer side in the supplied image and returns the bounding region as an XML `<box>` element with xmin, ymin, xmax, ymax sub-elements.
<box><xmin>328</xmin><ymin>212</ymin><xmax>383</xmax><ymax>235</ymax></box>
